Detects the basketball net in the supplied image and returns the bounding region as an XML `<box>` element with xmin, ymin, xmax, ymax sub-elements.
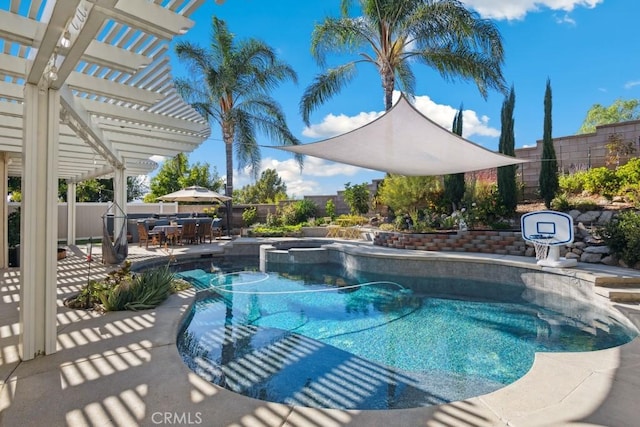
<box><xmin>530</xmin><ymin>235</ymin><xmax>554</xmax><ymax>261</ymax></box>
<box><xmin>533</xmin><ymin>240</ymin><xmax>550</xmax><ymax>260</ymax></box>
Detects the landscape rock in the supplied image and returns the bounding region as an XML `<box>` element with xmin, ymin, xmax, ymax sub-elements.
<box><xmin>571</xmin><ymin>248</ymin><xmax>583</xmax><ymax>255</ymax></box>
<box><xmin>573</xmin><ymin>241</ymin><xmax>587</xmax><ymax>250</ymax></box>
<box><xmin>576</xmin><ymin>211</ymin><xmax>601</xmax><ymax>224</ymax></box>
<box><xmin>601</xmin><ymin>255</ymin><xmax>618</xmax><ymax>266</ymax></box>
<box><xmin>584</xmin><ymin>245</ymin><xmax>610</xmax><ymax>254</ymax></box>
<box><xmin>581</xmin><ymin>252</ymin><xmax>603</xmax><ymax>263</ymax></box>
<box><xmin>567</xmin><ymin>210</ymin><xmax>582</xmax><ymax>220</ymax></box>
<box><xmin>584</xmin><ymin>235</ymin><xmax>604</xmax><ymax>245</ymax></box>
<box><xmin>565</xmin><ymin>252</ymin><xmax>580</xmax><ymax>260</ymax></box>
<box><xmin>576</xmin><ymin>222</ymin><xmax>592</xmax><ymax>239</ymax></box>
<box><xmin>597</xmin><ymin>210</ymin><xmax>614</xmax><ymax>225</ymax></box>
<box><xmin>525</xmin><ymin>247</ymin><xmax>535</xmax><ymax>257</ymax></box>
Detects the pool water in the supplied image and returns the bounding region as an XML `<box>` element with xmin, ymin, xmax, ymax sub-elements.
<box><xmin>176</xmin><ymin>259</ymin><xmax>638</xmax><ymax>410</ymax></box>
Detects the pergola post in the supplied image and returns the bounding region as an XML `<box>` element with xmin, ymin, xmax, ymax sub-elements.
<box><xmin>0</xmin><ymin>153</ymin><xmax>8</xmax><ymax>269</ymax></box>
<box><xmin>66</xmin><ymin>181</ymin><xmax>76</xmax><ymax>245</ymax></box>
<box><xmin>113</xmin><ymin>166</ymin><xmax>127</xmax><ymax>244</ymax></box>
<box><xmin>20</xmin><ymin>83</ymin><xmax>59</xmax><ymax>360</ymax></box>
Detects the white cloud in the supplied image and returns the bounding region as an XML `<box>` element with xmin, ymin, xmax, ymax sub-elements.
<box><xmin>302</xmin><ymin>111</ymin><xmax>383</xmax><ymax>138</ymax></box>
<box><xmin>302</xmin><ymin>92</ymin><xmax>499</xmax><ymax>140</ymax></box>
<box><xmin>234</xmin><ymin>156</ymin><xmax>364</xmax><ymax>197</ymax></box>
<box><xmin>624</xmin><ymin>81</ymin><xmax>640</xmax><ymax>89</ymax></box>
<box><xmin>460</xmin><ymin>0</ymin><xmax>602</xmax><ymax>21</ymax></box>
<box><xmin>553</xmin><ymin>13</ymin><xmax>576</xmax><ymax>25</ymax></box>
<box><xmin>412</xmin><ymin>94</ymin><xmax>500</xmax><ymax>138</ymax></box>
<box><xmin>149</xmin><ymin>155</ymin><xmax>166</xmax><ymax>163</ymax></box>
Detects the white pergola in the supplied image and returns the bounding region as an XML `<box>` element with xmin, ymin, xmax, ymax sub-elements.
<box><xmin>0</xmin><ymin>0</ymin><xmax>211</xmax><ymax>360</ymax></box>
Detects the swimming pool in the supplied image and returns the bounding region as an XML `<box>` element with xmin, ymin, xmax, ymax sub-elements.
<box><xmin>175</xmin><ymin>257</ymin><xmax>638</xmax><ymax>410</ymax></box>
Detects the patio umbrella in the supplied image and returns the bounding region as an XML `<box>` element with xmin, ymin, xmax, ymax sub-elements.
<box><xmin>157</xmin><ymin>186</ymin><xmax>231</xmax><ymax>203</ymax></box>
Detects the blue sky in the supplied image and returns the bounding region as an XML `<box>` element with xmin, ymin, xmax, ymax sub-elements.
<box><xmin>163</xmin><ymin>0</ymin><xmax>639</xmax><ymax>197</ymax></box>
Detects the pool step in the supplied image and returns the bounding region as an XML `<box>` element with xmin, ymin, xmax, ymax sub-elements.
<box><xmin>595</xmin><ymin>286</ymin><xmax>640</xmax><ymax>303</ymax></box>
<box><xmin>593</xmin><ymin>275</ymin><xmax>640</xmax><ymax>303</ymax></box>
<box><xmin>594</xmin><ymin>276</ymin><xmax>640</xmax><ymax>288</ymax></box>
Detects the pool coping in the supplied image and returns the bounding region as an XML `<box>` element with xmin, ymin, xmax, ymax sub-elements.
<box><xmin>1</xmin><ymin>241</ymin><xmax>639</xmax><ymax>426</ymax></box>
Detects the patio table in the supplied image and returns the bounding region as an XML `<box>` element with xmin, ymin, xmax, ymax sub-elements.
<box><xmin>153</xmin><ymin>225</ymin><xmax>182</xmax><ymax>245</ymax></box>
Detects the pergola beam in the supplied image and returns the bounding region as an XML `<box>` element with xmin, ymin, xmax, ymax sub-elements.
<box><xmin>92</xmin><ymin>0</ymin><xmax>195</xmax><ymax>40</ymax></box>
<box><xmin>59</xmin><ymin>85</ymin><xmax>124</xmax><ymax>169</ymax></box>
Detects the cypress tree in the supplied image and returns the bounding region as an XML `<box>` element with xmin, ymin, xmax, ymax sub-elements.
<box><xmin>444</xmin><ymin>105</ymin><xmax>466</xmax><ymax>211</ymax></box>
<box><xmin>497</xmin><ymin>86</ymin><xmax>517</xmax><ymax>213</ymax></box>
<box><xmin>539</xmin><ymin>78</ymin><xmax>559</xmax><ymax>208</ymax></box>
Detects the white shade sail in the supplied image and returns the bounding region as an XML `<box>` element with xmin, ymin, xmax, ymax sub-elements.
<box><xmin>277</xmin><ymin>95</ymin><xmax>526</xmax><ymax>175</ymax></box>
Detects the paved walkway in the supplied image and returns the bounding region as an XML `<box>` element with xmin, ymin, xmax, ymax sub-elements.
<box><xmin>1</xmin><ymin>240</ymin><xmax>639</xmax><ymax>426</ymax></box>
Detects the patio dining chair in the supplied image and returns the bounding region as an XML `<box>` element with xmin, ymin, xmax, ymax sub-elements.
<box><xmin>211</xmin><ymin>218</ymin><xmax>223</xmax><ymax>240</ymax></box>
<box><xmin>196</xmin><ymin>218</ymin><xmax>211</xmax><ymax>243</ymax></box>
<box><xmin>137</xmin><ymin>223</ymin><xmax>161</xmax><ymax>249</ymax></box>
<box><xmin>181</xmin><ymin>221</ymin><xmax>197</xmax><ymax>245</ymax></box>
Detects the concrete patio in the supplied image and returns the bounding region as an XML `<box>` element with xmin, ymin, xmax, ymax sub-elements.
<box><xmin>1</xmin><ymin>239</ymin><xmax>639</xmax><ymax>426</ymax></box>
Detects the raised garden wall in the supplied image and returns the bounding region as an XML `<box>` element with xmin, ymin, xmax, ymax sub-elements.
<box><xmin>373</xmin><ymin>208</ymin><xmax>639</xmax><ymax>269</ymax></box>
<box><xmin>374</xmin><ymin>230</ymin><xmax>527</xmax><ymax>256</ymax></box>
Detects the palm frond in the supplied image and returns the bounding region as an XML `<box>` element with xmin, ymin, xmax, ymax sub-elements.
<box><xmin>300</xmin><ymin>63</ymin><xmax>358</xmax><ymax>125</ymax></box>
<box><xmin>419</xmin><ymin>46</ymin><xmax>505</xmax><ymax>97</ymax></box>
<box><xmin>394</xmin><ymin>59</ymin><xmax>416</xmax><ymax>95</ymax></box>
<box><xmin>311</xmin><ymin>17</ymin><xmax>377</xmax><ymax>66</ymax></box>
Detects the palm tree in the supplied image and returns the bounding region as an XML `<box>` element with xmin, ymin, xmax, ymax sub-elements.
<box><xmin>174</xmin><ymin>17</ymin><xmax>300</xmax><ymax>232</ymax></box>
<box><xmin>301</xmin><ymin>0</ymin><xmax>506</xmax><ymax>122</ymax></box>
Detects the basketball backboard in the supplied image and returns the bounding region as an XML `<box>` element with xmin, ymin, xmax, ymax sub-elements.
<box><xmin>521</xmin><ymin>210</ymin><xmax>574</xmax><ymax>245</ymax></box>
<box><xmin>521</xmin><ymin>210</ymin><xmax>577</xmax><ymax>268</ymax></box>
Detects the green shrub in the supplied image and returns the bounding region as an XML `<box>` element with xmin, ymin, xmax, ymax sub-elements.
<box><xmin>559</xmin><ymin>171</ymin><xmax>587</xmax><ymax>194</ymax></box>
<box><xmin>325</xmin><ymin>199</ymin><xmax>336</xmax><ymax>219</ymax></box>
<box><xmin>616</xmin><ymin>157</ymin><xmax>640</xmax><ymax>187</ymax></box>
<box><xmin>242</xmin><ymin>206</ymin><xmax>258</xmax><ymax>226</ymax></box>
<box><xmin>65</xmin><ymin>262</ymin><xmax>181</xmax><ymax>311</ymax></box>
<box><xmin>100</xmin><ymin>265</ymin><xmax>174</xmax><ymax>311</ymax></box>
<box><xmin>602</xmin><ymin>210</ymin><xmax>640</xmax><ymax>267</ymax></box>
<box><xmin>620</xmin><ymin>184</ymin><xmax>640</xmax><ymax>207</ymax></box>
<box><xmin>463</xmin><ymin>182</ymin><xmax>506</xmax><ymax>228</ymax></box>
<box><xmin>378</xmin><ymin>223</ymin><xmax>395</xmax><ymax>231</ymax></box>
<box><xmin>202</xmin><ymin>206</ymin><xmax>219</xmax><ymax>218</ymax></box>
<box><xmin>583</xmin><ymin>167</ymin><xmax>619</xmax><ymax>199</ymax></box>
<box><xmin>343</xmin><ymin>182</ymin><xmax>370</xmax><ymax>215</ymax></box>
<box><xmin>265</xmin><ymin>211</ymin><xmax>282</xmax><ymax>227</ymax></box>
<box><xmin>336</xmin><ymin>214</ymin><xmax>368</xmax><ymax>226</ymax></box>
<box><xmin>571</xmin><ymin>198</ymin><xmax>599</xmax><ymax>211</ymax></box>
<box><xmin>248</xmin><ymin>224</ymin><xmax>302</xmax><ymax>237</ymax></box>
<box><xmin>280</xmin><ymin>200</ymin><xmax>318</xmax><ymax>225</ymax></box>
<box><xmin>551</xmin><ymin>193</ymin><xmax>571</xmax><ymax>211</ymax></box>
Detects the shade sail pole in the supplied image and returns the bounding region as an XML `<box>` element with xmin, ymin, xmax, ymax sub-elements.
<box><xmin>20</xmin><ymin>84</ymin><xmax>59</xmax><ymax>360</ymax></box>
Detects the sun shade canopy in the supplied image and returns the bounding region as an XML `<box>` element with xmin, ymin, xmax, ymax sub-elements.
<box><xmin>0</xmin><ymin>0</ymin><xmax>211</xmax><ymax>182</ymax></box>
<box><xmin>158</xmin><ymin>186</ymin><xmax>231</xmax><ymax>203</ymax></box>
<box><xmin>276</xmin><ymin>95</ymin><xmax>526</xmax><ymax>175</ymax></box>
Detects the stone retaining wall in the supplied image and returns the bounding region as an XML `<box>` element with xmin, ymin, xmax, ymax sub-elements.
<box><xmin>373</xmin><ymin>230</ymin><xmax>527</xmax><ymax>256</ymax></box>
<box><xmin>372</xmin><ymin>208</ymin><xmax>639</xmax><ymax>269</ymax></box>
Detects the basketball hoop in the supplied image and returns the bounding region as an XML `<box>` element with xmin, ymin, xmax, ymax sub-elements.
<box><xmin>521</xmin><ymin>211</ymin><xmax>578</xmax><ymax>268</ymax></box>
<box><xmin>529</xmin><ymin>234</ymin><xmax>552</xmax><ymax>261</ymax></box>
